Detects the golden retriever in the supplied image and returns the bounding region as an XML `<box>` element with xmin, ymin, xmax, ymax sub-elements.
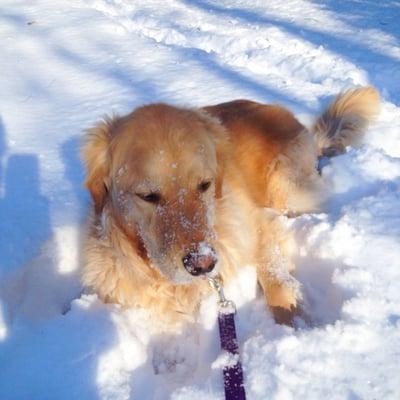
<box><xmin>81</xmin><ymin>87</ymin><xmax>379</xmax><ymax>325</ymax></box>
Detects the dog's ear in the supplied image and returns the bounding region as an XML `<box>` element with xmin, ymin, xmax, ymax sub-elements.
<box><xmin>215</xmin><ymin>134</ymin><xmax>230</xmax><ymax>198</ymax></box>
<box><xmin>81</xmin><ymin>116</ymin><xmax>119</xmax><ymax>213</ymax></box>
<box><xmin>215</xmin><ymin>148</ymin><xmax>225</xmax><ymax>199</ymax></box>
<box><xmin>196</xmin><ymin>110</ymin><xmax>229</xmax><ymax>199</ymax></box>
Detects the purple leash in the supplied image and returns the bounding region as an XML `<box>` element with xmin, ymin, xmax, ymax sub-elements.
<box><xmin>208</xmin><ymin>277</ymin><xmax>246</xmax><ymax>400</ymax></box>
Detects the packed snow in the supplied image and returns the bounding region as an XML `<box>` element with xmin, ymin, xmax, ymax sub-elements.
<box><xmin>1</xmin><ymin>0</ymin><xmax>400</xmax><ymax>399</ymax></box>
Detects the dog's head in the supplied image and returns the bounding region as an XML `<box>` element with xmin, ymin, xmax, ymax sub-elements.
<box><xmin>82</xmin><ymin>104</ymin><xmax>228</xmax><ymax>283</ymax></box>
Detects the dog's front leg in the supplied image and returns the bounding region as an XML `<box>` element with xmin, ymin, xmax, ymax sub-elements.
<box><xmin>255</xmin><ymin>211</ymin><xmax>302</xmax><ymax>325</ymax></box>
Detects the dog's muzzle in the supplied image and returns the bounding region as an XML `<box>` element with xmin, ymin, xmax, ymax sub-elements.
<box><xmin>182</xmin><ymin>244</ymin><xmax>217</xmax><ymax>276</ymax></box>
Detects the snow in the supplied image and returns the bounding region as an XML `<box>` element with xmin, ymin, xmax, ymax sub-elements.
<box><xmin>211</xmin><ymin>351</ymin><xmax>240</xmax><ymax>370</ymax></box>
<box><xmin>1</xmin><ymin>0</ymin><xmax>400</xmax><ymax>399</ymax></box>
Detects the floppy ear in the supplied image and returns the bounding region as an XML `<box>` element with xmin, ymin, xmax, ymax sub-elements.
<box><xmin>215</xmin><ymin>146</ymin><xmax>225</xmax><ymax>199</ymax></box>
<box><xmin>196</xmin><ymin>110</ymin><xmax>229</xmax><ymax>199</ymax></box>
<box><xmin>81</xmin><ymin>116</ymin><xmax>119</xmax><ymax>213</ymax></box>
<box><xmin>214</xmin><ymin>130</ymin><xmax>231</xmax><ymax>199</ymax></box>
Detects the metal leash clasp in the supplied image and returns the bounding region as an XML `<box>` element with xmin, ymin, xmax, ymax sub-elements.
<box><xmin>207</xmin><ymin>276</ymin><xmax>236</xmax><ymax>313</ymax></box>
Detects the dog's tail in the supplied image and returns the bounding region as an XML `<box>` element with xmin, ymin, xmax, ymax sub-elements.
<box><xmin>312</xmin><ymin>86</ymin><xmax>380</xmax><ymax>157</ymax></box>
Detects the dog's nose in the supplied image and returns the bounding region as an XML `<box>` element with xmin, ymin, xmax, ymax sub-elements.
<box><xmin>182</xmin><ymin>245</ymin><xmax>217</xmax><ymax>276</ymax></box>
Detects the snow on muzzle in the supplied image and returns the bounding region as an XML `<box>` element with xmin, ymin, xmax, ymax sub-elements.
<box><xmin>182</xmin><ymin>243</ymin><xmax>217</xmax><ymax>276</ymax></box>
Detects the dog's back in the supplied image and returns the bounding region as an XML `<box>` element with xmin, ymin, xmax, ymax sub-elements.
<box><xmin>204</xmin><ymin>87</ymin><xmax>380</xmax><ymax>214</ymax></box>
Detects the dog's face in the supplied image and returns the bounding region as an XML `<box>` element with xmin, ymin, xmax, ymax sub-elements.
<box><xmin>83</xmin><ymin>104</ymin><xmax>227</xmax><ymax>283</ymax></box>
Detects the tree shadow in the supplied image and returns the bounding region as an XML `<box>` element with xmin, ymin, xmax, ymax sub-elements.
<box><xmin>181</xmin><ymin>0</ymin><xmax>400</xmax><ymax>104</ymax></box>
<box><xmin>316</xmin><ymin>0</ymin><xmax>400</xmax><ymax>38</ymax></box>
<box><xmin>9</xmin><ymin>5</ymin><xmax>316</xmax><ymax>115</ymax></box>
<box><xmin>163</xmin><ymin>41</ymin><xmax>312</xmax><ymax>113</ymax></box>
<box><xmin>52</xmin><ymin>42</ymin><xmax>163</xmax><ymax>106</ymax></box>
<box><xmin>182</xmin><ymin>0</ymin><xmax>400</xmax><ymax>64</ymax></box>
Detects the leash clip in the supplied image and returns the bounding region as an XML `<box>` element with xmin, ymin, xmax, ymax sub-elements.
<box><xmin>207</xmin><ymin>276</ymin><xmax>236</xmax><ymax>313</ymax></box>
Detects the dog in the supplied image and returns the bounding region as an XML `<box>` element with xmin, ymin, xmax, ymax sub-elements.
<box><xmin>81</xmin><ymin>87</ymin><xmax>379</xmax><ymax>326</ymax></box>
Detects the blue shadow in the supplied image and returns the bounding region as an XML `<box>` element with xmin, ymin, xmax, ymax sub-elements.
<box><xmin>60</xmin><ymin>136</ymin><xmax>90</xmax><ymax>222</ymax></box>
<box><xmin>181</xmin><ymin>0</ymin><xmax>400</xmax><ymax>104</ymax></box>
<box><xmin>0</xmin><ymin>120</ymin><xmax>52</xmax><ymax>273</ymax></box>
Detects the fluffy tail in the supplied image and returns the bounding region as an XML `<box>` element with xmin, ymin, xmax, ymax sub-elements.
<box><xmin>312</xmin><ymin>86</ymin><xmax>380</xmax><ymax>157</ymax></box>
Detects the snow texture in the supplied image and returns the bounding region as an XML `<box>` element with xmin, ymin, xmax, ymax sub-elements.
<box><xmin>1</xmin><ymin>0</ymin><xmax>400</xmax><ymax>399</ymax></box>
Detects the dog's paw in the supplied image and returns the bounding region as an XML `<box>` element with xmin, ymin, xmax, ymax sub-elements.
<box><xmin>265</xmin><ymin>280</ymin><xmax>300</xmax><ymax>310</ymax></box>
<box><xmin>271</xmin><ymin>304</ymin><xmax>310</xmax><ymax>327</ymax></box>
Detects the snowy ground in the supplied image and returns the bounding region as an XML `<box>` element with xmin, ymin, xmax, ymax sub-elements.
<box><xmin>1</xmin><ymin>1</ymin><xmax>400</xmax><ymax>399</ymax></box>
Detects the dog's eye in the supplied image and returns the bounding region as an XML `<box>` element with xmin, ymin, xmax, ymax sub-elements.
<box><xmin>136</xmin><ymin>192</ymin><xmax>161</xmax><ymax>204</ymax></box>
<box><xmin>198</xmin><ymin>181</ymin><xmax>211</xmax><ymax>192</ymax></box>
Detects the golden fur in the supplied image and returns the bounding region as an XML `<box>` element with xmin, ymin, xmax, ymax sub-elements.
<box><xmin>81</xmin><ymin>87</ymin><xmax>379</xmax><ymax>326</ymax></box>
